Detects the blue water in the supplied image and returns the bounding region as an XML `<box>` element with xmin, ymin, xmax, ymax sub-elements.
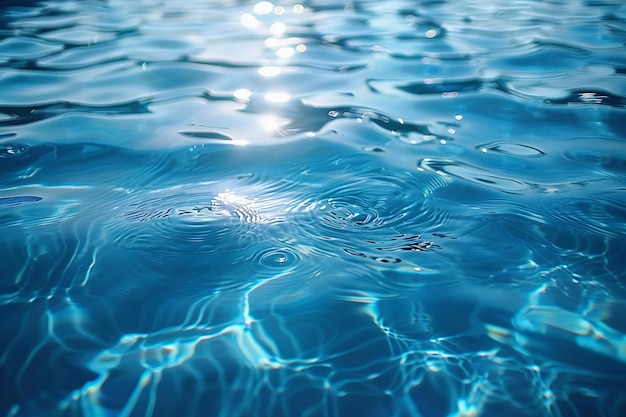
<box><xmin>1</xmin><ymin>0</ymin><xmax>626</xmax><ymax>416</ymax></box>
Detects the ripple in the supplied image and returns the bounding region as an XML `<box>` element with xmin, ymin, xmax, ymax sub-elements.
<box><xmin>179</xmin><ymin>130</ymin><xmax>235</xmax><ymax>142</ymax></box>
<box><xmin>546</xmin><ymin>89</ymin><xmax>626</xmax><ymax>108</ymax></box>
<box><xmin>366</xmin><ymin>234</ymin><xmax>440</xmax><ymax>253</ymax></box>
<box><xmin>3</xmin><ymin>0</ymin><xmax>626</xmax><ymax>416</ymax></box>
<box><xmin>564</xmin><ymin>148</ymin><xmax>626</xmax><ymax>178</ymax></box>
<box><xmin>36</xmin><ymin>42</ymin><xmax>129</xmax><ymax>70</ymax></box>
<box><xmin>115</xmin><ymin>188</ymin><xmax>263</xmax><ymax>257</ymax></box>
<box><xmin>239</xmin><ymin>95</ymin><xmax>437</xmax><ymax>140</ymax></box>
<box><xmin>256</xmin><ymin>248</ymin><xmax>300</xmax><ymax>270</ymax></box>
<box><xmin>0</xmin><ymin>196</ymin><xmax>42</xmax><ymax>206</ymax></box>
<box><xmin>0</xmin><ymin>37</ymin><xmax>64</xmax><ymax>60</ymax></box>
<box><xmin>209</xmin><ymin>191</ymin><xmax>261</xmax><ymax>223</ymax></box>
<box><xmin>366</xmin><ymin>78</ymin><xmax>488</xmax><ymax>97</ymax></box>
<box><xmin>395</xmin><ymin>78</ymin><xmax>485</xmax><ymax>95</ymax></box>
<box><xmin>417</xmin><ymin>157</ymin><xmax>533</xmax><ymax>194</ymax></box>
<box><xmin>0</xmin><ymin>100</ymin><xmax>152</xmax><ymax>127</ymax></box>
<box><xmin>38</xmin><ymin>26</ymin><xmax>119</xmax><ymax>46</ymax></box>
<box><xmin>298</xmin><ymin>169</ymin><xmax>444</xmax><ymax>238</ymax></box>
<box><xmin>477</xmin><ymin>142</ymin><xmax>545</xmax><ymax>158</ymax></box>
<box><xmin>541</xmin><ymin>196</ymin><xmax>626</xmax><ymax>240</ymax></box>
<box><xmin>317</xmin><ymin>198</ymin><xmax>386</xmax><ymax>232</ymax></box>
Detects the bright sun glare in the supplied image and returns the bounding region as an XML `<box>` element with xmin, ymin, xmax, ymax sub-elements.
<box><xmin>232</xmin><ymin>2</ymin><xmax>308</xmax><ymax>140</ymax></box>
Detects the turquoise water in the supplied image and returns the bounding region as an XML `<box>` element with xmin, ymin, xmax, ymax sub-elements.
<box><xmin>1</xmin><ymin>0</ymin><xmax>626</xmax><ymax>416</ymax></box>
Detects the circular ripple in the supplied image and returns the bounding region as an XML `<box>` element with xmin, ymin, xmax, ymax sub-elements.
<box><xmin>210</xmin><ymin>191</ymin><xmax>261</xmax><ymax>222</ymax></box>
<box><xmin>564</xmin><ymin>148</ymin><xmax>626</xmax><ymax>178</ymax></box>
<box><xmin>257</xmin><ymin>248</ymin><xmax>300</xmax><ymax>269</ymax></box>
<box><xmin>111</xmin><ymin>187</ymin><xmax>265</xmax><ymax>258</ymax></box>
<box><xmin>317</xmin><ymin>198</ymin><xmax>385</xmax><ymax>231</ymax></box>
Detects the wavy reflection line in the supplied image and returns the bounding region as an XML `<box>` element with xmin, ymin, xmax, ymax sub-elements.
<box><xmin>0</xmin><ymin>100</ymin><xmax>151</xmax><ymax>126</ymax></box>
<box><xmin>417</xmin><ymin>157</ymin><xmax>533</xmax><ymax>194</ymax></box>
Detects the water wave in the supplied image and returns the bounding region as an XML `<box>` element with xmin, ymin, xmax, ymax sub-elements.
<box><xmin>2</xmin><ymin>1</ymin><xmax>626</xmax><ymax>417</ymax></box>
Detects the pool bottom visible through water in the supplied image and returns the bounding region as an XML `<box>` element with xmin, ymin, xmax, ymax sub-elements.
<box><xmin>1</xmin><ymin>0</ymin><xmax>626</xmax><ymax>416</ymax></box>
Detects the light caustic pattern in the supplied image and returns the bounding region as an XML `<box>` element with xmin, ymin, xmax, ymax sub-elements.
<box><xmin>1</xmin><ymin>0</ymin><xmax>626</xmax><ymax>416</ymax></box>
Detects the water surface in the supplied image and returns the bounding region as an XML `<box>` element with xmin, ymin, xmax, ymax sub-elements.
<box><xmin>1</xmin><ymin>1</ymin><xmax>626</xmax><ymax>416</ymax></box>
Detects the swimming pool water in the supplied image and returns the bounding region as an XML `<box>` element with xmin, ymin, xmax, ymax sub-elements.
<box><xmin>1</xmin><ymin>0</ymin><xmax>626</xmax><ymax>416</ymax></box>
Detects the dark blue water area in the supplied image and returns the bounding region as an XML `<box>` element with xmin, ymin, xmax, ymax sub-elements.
<box><xmin>1</xmin><ymin>1</ymin><xmax>626</xmax><ymax>416</ymax></box>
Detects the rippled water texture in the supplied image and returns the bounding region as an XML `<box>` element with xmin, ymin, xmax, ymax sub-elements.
<box><xmin>1</xmin><ymin>0</ymin><xmax>626</xmax><ymax>416</ymax></box>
